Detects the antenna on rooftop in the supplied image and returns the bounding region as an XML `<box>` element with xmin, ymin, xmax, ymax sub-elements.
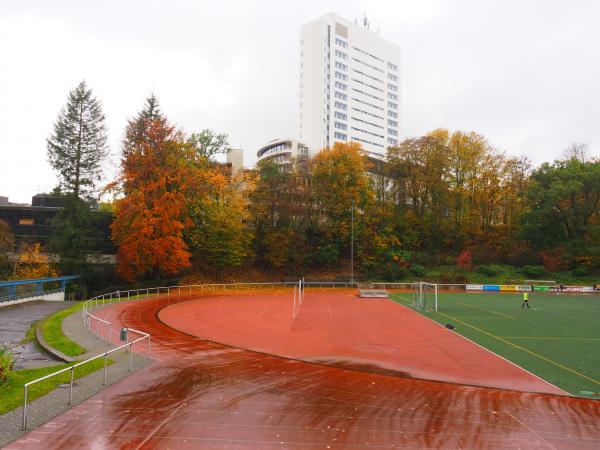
<box><xmin>363</xmin><ymin>12</ymin><xmax>369</xmax><ymax>30</ymax></box>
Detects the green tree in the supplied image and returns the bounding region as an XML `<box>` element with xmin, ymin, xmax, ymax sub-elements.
<box><xmin>187</xmin><ymin>129</ymin><xmax>229</xmax><ymax>162</ymax></box>
<box><xmin>49</xmin><ymin>197</ymin><xmax>102</xmax><ymax>281</ymax></box>
<box><xmin>47</xmin><ymin>81</ymin><xmax>108</xmax><ymax>200</ymax></box>
<box><xmin>522</xmin><ymin>158</ymin><xmax>600</xmax><ymax>251</ymax></box>
<box><xmin>311</xmin><ymin>142</ymin><xmax>375</xmax><ymax>273</ymax></box>
<box><xmin>250</xmin><ymin>159</ymin><xmax>314</xmax><ymax>272</ymax></box>
<box><xmin>187</xmin><ymin>174</ymin><xmax>254</xmax><ymax>278</ymax></box>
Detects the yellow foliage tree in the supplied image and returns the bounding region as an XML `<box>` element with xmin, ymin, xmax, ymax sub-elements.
<box><xmin>11</xmin><ymin>244</ymin><xmax>57</xmax><ymax>280</ymax></box>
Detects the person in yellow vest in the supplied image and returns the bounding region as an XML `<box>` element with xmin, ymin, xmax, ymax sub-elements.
<box><xmin>522</xmin><ymin>291</ymin><xmax>530</xmax><ymax>309</ymax></box>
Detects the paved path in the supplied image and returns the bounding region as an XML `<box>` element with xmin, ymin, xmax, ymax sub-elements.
<box><xmin>0</xmin><ymin>304</ymin><xmax>150</xmax><ymax>448</ymax></box>
<box><xmin>6</xmin><ymin>293</ymin><xmax>600</xmax><ymax>449</ymax></box>
<box><xmin>0</xmin><ymin>301</ymin><xmax>75</xmax><ymax>369</ymax></box>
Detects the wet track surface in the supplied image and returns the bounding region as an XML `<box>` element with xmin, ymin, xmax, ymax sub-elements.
<box><xmin>7</xmin><ymin>294</ymin><xmax>600</xmax><ymax>449</ymax></box>
<box><xmin>157</xmin><ymin>291</ymin><xmax>566</xmax><ymax>395</ymax></box>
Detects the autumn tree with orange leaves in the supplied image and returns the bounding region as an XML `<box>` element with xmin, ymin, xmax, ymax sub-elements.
<box><xmin>110</xmin><ymin>97</ymin><xmax>196</xmax><ymax>281</ymax></box>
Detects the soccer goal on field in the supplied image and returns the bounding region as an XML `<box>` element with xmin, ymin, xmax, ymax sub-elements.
<box><xmin>412</xmin><ymin>282</ymin><xmax>438</xmax><ymax>312</ymax></box>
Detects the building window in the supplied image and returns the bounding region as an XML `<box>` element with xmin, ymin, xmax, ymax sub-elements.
<box><xmin>388</xmin><ymin>83</ymin><xmax>398</xmax><ymax>92</ymax></box>
<box><xmin>352</xmin><ymin>78</ymin><xmax>384</xmax><ymax>92</ymax></box>
<box><xmin>388</xmin><ymin>110</ymin><xmax>398</xmax><ymax>119</ymax></box>
<box><xmin>334</xmin><ymin>81</ymin><xmax>347</xmax><ymax>91</ymax></box>
<box><xmin>334</xmin><ymin>132</ymin><xmax>347</xmax><ymax>140</ymax></box>
<box><xmin>351</xmin><ymin>107</ymin><xmax>383</xmax><ymax>120</ymax></box>
<box><xmin>334</xmin><ymin>101</ymin><xmax>347</xmax><ymax>110</ymax></box>
<box><xmin>335</xmin><ymin>61</ymin><xmax>347</xmax><ymax>71</ymax></box>
<box><xmin>352</xmin><ymin>46</ymin><xmax>384</xmax><ymax>63</ymax></box>
<box><xmin>351</xmin><ymin>56</ymin><xmax>384</xmax><ymax>73</ymax></box>
<box><xmin>353</xmin><ymin>68</ymin><xmax>383</xmax><ymax>84</ymax></box>
<box><xmin>388</xmin><ymin>73</ymin><xmax>398</xmax><ymax>82</ymax></box>
<box><xmin>19</xmin><ymin>218</ymin><xmax>35</xmax><ymax>225</ymax></box>
<box><xmin>335</xmin><ymin>71</ymin><xmax>347</xmax><ymax>81</ymax></box>
<box><xmin>335</xmin><ymin>37</ymin><xmax>348</xmax><ymax>48</ymax></box>
<box><xmin>388</xmin><ymin>128</ymin><xmax>398</xmax><ymax>136</ymax></box>
<box><xmin>387</xmin><ymin>62</ymin><xmax>398</xmax><ymax>71</ymax></box>
<box><xmin>334</xmin><ymin>91</ymin><xmax>347</xmax><ymax>101</ymax></box>
<box><xmin>334</xmin><ymin>121</ymin><xmax>347</xmax><ymax>130</ymax></box>
<box><xmin>352</xmin><ymin>97</ymin><xmax>384</xmax><ymax>111</ymax></box>
<box><xmin>388</xmin><ymin>101</ymin><xmax>398</xmax><ymax>110</ymax></box>
<box><xmin>351</xmin><ymin>116</ymin><xmax>384</xmax><ymax>130</ymax></box>
<box><xmin>334</xmin><ymin>111</ymin><xmax>347</xmax><ymax>120</ymax></box>
<box><xmin>388</xmin><ymin>93</ymin><xmax>398</xmax><ymax>101</ymax></box>
<box><xmin>388</xmin><ymin>119</ymin><xmax>398</xmax><ymax>127</ymax></box>
<box><xmin>351</xmin><ymin>127</ymin><xmax>384</xmax><ymax>139</ymax></box>
<box><xmin>352</xmin><ymin>136</ymin><xmax>384</xmax><ymax>148</ymax></box>
<box><xmin>352</xmin><ymin>87</ymin><xmax>384</xmax><ymax>102</ymax></box>
<box><xmin>388</xmin><ymin>137</ymin><xmax>398</xmax><ymax>145</ymax></box>
<box><xmin>335</xmin><ymin>49</ymin><xmax>347</xmax><ymax>60</ymax></box>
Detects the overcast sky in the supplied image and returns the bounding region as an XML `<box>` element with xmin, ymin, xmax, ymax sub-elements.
<box><xmin>1</xmin><ymin>0</ymin><xmax>599</xmax><ymax>203</ymax></box>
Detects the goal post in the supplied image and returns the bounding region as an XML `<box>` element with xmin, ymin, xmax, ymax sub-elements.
<box><xmin>413</xmin><ymin>281</ymin><xmax>438</xmax><ymax>312</ymax></box>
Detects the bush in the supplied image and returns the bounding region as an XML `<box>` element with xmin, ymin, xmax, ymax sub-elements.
<box><xmin>572</xmin><ymin>266</ymin><xmax>589</xmax><ymax>277</ymax></box>
<box><xmin>523</xmin><ymin>265</ymin><xmax>546</xmax><ymax>278</ymax></box>
<box><xmin>478</xmin><ymin>264</ymin><xmax>503</xmax><ymax>277</ymax></box>
<box><xmin>410</xmin><ymin>264</ymin><xmax>427</xmax><ymax>277</ymax></box>
<box><xmin>0</xmin><ymin>348</ymin><xmax>15</xmax><ymax>384</ymax></box>
<box><xmin>440</xmin><ymin>271</ymin><xmax>469</xmax><ymax>284</ymax></box>
<box><xmin>540</xmin><ymin>249</ymin><xmax>569</xmax><ymax>272</ymax></box>
<box><xmin>456</xmin><ymin>250</ymin><xmax>473</xmax><ymax>271</ymax></box>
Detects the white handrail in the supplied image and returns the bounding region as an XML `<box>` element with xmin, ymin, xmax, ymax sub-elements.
<box><xmin>23</xmin><ymin>280</ymin><xmax>361</xmax><ymax>432</ymax></box>
<box><xmin>22</xmin><ymin>328</ymin><xmax>149</xmax><ymax>430</ymax></box>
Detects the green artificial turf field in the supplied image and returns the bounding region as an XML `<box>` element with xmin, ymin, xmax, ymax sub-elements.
<box><xmin>390</xmin><ymin>291</ymin><xmax>600</xmax><ymax>398</ymax></box>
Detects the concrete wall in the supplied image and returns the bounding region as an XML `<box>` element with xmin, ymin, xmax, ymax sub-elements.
<box><xmin>0</xmin><ymin>291</ymin><xmax>65</xmax><ymax>308</ymax></box>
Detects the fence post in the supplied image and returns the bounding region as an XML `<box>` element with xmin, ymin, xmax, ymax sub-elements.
<box><xmin>21</xmin><ymin>386</ymin><xmax>28</xmax><ymax>430</ymax></box>
<box><xmin>68</xmin><ymin>366</ymin><xmax>75</xmax><ymax>404</ymax></box>
<box><xmin>103</xmin><ymin>353</ymin><xmax>108</xmax><ymax>385</ymax></box>
<box><xmin>129</xmin><ymin>343</ymin><xmax>133</xmax><ymax>372</ymax></box>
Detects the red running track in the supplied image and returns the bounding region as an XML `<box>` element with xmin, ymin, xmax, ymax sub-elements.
<box><xmin>158</xmin><ymin>290</ymin><xmax>566</xmax><ymax>395</ymax></box>
<box><xmin>7</xmin><ymin>292</ymin><xmax>600</xmax><ymax>449</ymax></box>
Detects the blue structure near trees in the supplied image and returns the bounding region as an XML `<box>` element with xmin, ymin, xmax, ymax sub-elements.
<box><xmin>0</xmin><ymin>275</ymin><xmax>80</xmax><ymax>303</ymax></box>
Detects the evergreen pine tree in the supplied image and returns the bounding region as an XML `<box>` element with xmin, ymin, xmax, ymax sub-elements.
<box><xmin>47</xmin><ymin>80</ymin><xmax>108</xmax><ymax>201</ymax></box>
<box><xmin>124</xmin><ymin>93</ymin><xmax>164</xmax><ymax>152</ymax></box>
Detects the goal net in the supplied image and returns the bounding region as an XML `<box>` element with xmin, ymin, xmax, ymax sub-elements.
<box><xmin>412</xmin><ymin>282</ymin><xmax>438</xmax><ymax>312</ymax></box>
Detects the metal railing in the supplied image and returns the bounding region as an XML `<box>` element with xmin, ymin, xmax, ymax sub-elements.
<box><xmin>22</xmin><ymin>280</ymin><xmax>362</xmax><ymax>431</ymax></box>
<box><xmin>22</xmin><ymin>326</ymin><xmax>149</xmax><ymax>430</ymax></box>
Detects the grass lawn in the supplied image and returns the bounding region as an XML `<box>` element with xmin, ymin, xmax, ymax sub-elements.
<box><xmin>0</xmin><ymin>358</ymin><xmax>113</xmax><ymax>415</ymax></box>
<box><xmin>390</xmin><ymin>291</ymin><xmax>600</xmax><ymax>398</ymax></box>
<box><xmin>40</xmin><ymin>302</ymin><xmax>86</xmax><ymax>357</ymax></box>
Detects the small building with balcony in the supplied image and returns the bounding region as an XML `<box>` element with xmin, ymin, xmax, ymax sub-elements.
<box><xmin>256</xmin><ymin>139</ymin><xmax>309</xmax><ymax>169</ymax></box>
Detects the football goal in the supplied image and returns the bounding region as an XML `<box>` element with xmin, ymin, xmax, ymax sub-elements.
<box><xmin>412</xmin><ymin>281</ymin><xmax>438</xmax><ymax>312</ymax></box>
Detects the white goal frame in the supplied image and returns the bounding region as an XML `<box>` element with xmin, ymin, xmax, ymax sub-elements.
<box><xmin>414</xmin><ymin>281</ymin><xmax>438</xmax><ymax>312</ymax></box>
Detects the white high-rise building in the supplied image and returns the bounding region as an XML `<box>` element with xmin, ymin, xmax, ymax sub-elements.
<box><xmin>299</xmin><ymin>13</ymin><xmax>400</xmax><ymax>157</ymax></box>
